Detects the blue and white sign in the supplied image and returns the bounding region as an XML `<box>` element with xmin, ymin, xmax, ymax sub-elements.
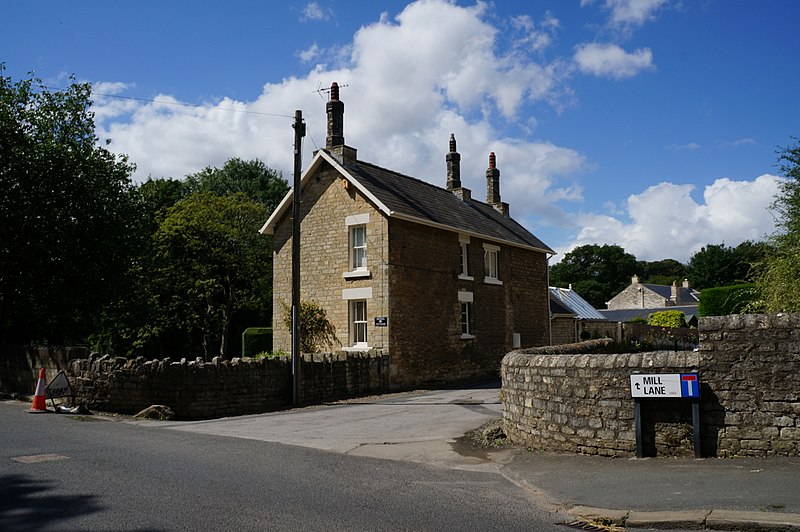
<box><xmin>630</xmin><ymin>373</ymin><xmax>701</xmax><ymax>398</ymax></box>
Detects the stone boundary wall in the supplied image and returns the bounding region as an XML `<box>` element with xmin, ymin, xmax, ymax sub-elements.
<box><xmin>0</xmin><ymin>346</ymin><xmax>90</xmax><ymax>394</ymax></box>
<box><xmin>502</xmin><ymin>314</ymin><xmax>800</xmax><ymax>457</ymax></box>
<box><xmin>68</xmin><ymin>350</ymin><xmax>388</xmax><ymax>420</ymax></box>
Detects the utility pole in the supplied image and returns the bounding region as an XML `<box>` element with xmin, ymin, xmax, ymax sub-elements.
<box><xmin>291</xmin><ymin>110</ymin><xmax>305</xmax><ymax>406</ymax></box>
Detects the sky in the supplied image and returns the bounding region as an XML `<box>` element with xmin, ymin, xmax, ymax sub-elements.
<box><xmin>4</xmin><ymin>0</ymin><xmax>799</xmax><ymax>263</ymax></box>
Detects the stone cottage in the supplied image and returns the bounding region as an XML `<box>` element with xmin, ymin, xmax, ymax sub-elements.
<box><xmin>601</xmin><ymin>275</ymin><xmax>700</xmax><ymax>326</ymax></box>
<box><xmin>260</xmin><ymin>83</ymin><xmax>554</xmax><ymax>389</ymax></box>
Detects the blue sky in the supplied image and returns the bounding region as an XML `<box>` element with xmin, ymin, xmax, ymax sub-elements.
<box><xmin>4</xmin><ymin>0</ymin><xmax>799</xmax><ymax>262</ymax></box>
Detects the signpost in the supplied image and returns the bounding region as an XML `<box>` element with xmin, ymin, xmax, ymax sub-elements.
<box><xmin>630</xmin><ymin>372</ymin><xmax>701</xmax><ymax>458</ymax></box>
<box><xmin>45</xmin><ymin>371</ymin><xmax>74</xmax><ymax>408</ymax></box>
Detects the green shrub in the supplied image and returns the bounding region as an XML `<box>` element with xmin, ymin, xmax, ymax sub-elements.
<box><xmin>281</xmin><ymin>301</ymin><xmax>339</xmax><ymax>353</ymax></box>
<box><xmin>627</xmin><ymin>316</ymin><xmax>648</xmax><ymax>324</ymax></box>
<box><xmin>253</xmin><ymin>350</ymin><xmax>288</xmax><ymax>361</ymax></box>
<box><xmin>698</xmin><ymin>283</ymin><xmax>759</xmax><ymax>317</ymax></box>
<box><xmin>242</xmin><ymin>327</ymin><xmax>272</xmax><ymax>358</ymax></box>
<box><xmin>648</xmin><ymin>310</ymin><xmax>687</xmax><ymax>328</ymax></box>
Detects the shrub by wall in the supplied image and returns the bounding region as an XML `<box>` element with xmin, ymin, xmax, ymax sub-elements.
<box><xmin>502</xmin><ymin>313</ymin><xmax>800</xmax><ymax>457</ymax></box>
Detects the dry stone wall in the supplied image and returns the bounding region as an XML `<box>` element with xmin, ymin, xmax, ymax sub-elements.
<box><xmin>68</xmin><ymin>350</ymin><xmax>388</xmax><ymax>420</ymax></box>
<box><xmin>502</xmin><ymin>314</ymin><xmax>800</xmax><ymax>457</ymax></box>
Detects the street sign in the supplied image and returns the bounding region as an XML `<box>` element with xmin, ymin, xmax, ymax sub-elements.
<box><xmin>374</xmin><ymin>317</ymin><xmax>388</xmax><ymax>327</ymax></box>
<box><xmin>630</xmin><ymin>373</ymin><xmax>700</xmax><ymax>398</ymax></box>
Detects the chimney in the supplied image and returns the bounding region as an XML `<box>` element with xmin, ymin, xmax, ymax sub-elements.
<box><xmin>324</xmin><ymin>82</ymin><xmax>356</xmax><ymax>165</ymax></box>
<box><xmin>486</xmin><ymin>152</ymin><xmax>509</xmax><ymax>216</ymax></box>
<box><xmin>326</xmin><ymin>82</ymin><xmax>344</xmax><ymax>148</ymax></box>
<box><xmin>671</xmin><ymin>280</ymin><xmax>679</xmax><ymax>304</ymax></box>
<box><xmin>631</xmin><ymin>274</ymin><xmax>640</xmax><ymax>285</ymax></box>
<box><xmin>683</xmin><ymin>279</ymin><xmax>690</xmax><ymax>289</ymax></box>
<box><xmin>446</xmin><ymin>134</ymin><xmax>461</xmax><ymax>191</ymax></box>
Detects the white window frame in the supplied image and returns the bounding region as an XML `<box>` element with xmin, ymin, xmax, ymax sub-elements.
<box><xmin>349</xmin><ymin>300</ymin><xmax>368</xmax><ymax>348</ymax></box>
<box><xmin>458</xmin><ymin>291</ymin><xmax>474</xmax><ymax>339</ymax></box>
<box><xmin>344</xmin><ymin>214</ymin><xmax>370</xmax><ymax>279</ymax></box>
<box><xmin>458</xmin><ymin>234</ymin><xmax>473</xmax><ymax>281</ymax></box>
<box><xmin>483</xmin><ymin>243</ymin><xmax>502</xmax><ymax>285</ymax></box>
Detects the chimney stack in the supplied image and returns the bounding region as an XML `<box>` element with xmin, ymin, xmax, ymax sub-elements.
<box><xmin>446</xmin><ymin>134</ymin><xmax>461</xmax><ymax>191</ymax></box>
<box><xmin>323</xmin><ymin>82</ymin><xmax>356</xmax><ymax>165</ymax></box>
<box><xmin>326</xmin><ymin>82</ymin><xmax>344</xmax><ymax>148</ymax></box>
<box><xmin>486</xmin><ymin>152</ymin><xmax>509</xmax><ymax>216</ymax></box>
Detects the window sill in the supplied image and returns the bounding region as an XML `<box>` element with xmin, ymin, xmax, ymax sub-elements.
<box><xmin>343</xmin><ymin>270</ymin><xmax>371</xmax><ymax>280</ymax></box>
<box><xmin>458</xmin><ymin>274</ymin><xmax>474</xmax><ymax>281</ymax></box>
<box><xmin>460</xmin><ymin>334</ymin><xmax>475</xmax><ymax>340</ymax></box>
<box><xmin>484</xmin><ymin>278</ymin><xmax>503</xmax><ymax>285</ymax></box>
<box><xmin>342</xmin><ymin>346</ymin><xmax>371</xmax><ymax>352</ymax></box>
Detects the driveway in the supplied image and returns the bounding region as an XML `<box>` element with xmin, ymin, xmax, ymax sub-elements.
<box><xmin>130</xmin><ymin>381</ymin><xmax>504</xmax><ymax>471</ymax></box>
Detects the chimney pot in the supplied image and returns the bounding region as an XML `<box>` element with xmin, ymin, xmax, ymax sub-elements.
<box><xmin>486</xmin><ymin>152</ymin><xmax>501</xmax><ymax>208</ymax></box>
<box><xmin>446</xmin><ymin>133</ymin><xmax>461</xmax><ymax>191</ymax></box>
<box><xmin>330</xmin><ymin>82</ymin><xmax>339</xmax><ymax>101</ymax></box>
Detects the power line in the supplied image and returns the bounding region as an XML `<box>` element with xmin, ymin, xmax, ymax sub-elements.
<box><xmin>87</xmin><ymin>90</ymin><xmax>296</xmax><ymax>119</ymax></box>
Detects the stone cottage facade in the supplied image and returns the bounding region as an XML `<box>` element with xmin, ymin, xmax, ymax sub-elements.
<box><xmin>260</xmin><ymin>83</ymin><xmax>554</xmax><ymax>389</ymax></box>
<box><xmin>606</xmin><ymin>275</ymin><xmax>700</xmax><ymax>310</ymax></box>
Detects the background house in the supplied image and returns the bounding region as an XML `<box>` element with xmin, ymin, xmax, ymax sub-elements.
<box><xmin>601</xmin><ymin>275</ymin><xmax>700</xmax><ymax>326</ymax></box>
<box><xmin>261</xmin><ymin>83</ymin><xmax>553</xmax><ymax>389</ymax></box>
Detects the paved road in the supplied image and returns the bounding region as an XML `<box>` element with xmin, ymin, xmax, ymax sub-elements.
<box><xmin>0</xmin><ymin>396</ymin><xmax>565</xmax><ymax>531</ymax></box>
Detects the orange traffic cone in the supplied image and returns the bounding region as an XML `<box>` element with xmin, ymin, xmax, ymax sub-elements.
<box><xmin>29</xmin><ymin>368</ymin><xmax>48</xmax><ymax>413</ymax></box>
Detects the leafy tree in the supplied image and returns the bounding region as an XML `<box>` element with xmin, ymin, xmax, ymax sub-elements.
<box><xmin>147</xmin><ymin>192</ymin><xmax>271</xmax><ymax>358</ymax></box>
<box><xmin>686</xmin><ymin>241</ymin><xmax>767</xmax><ymax>290</ymax></box>
<box><xmin>185</xmin><ymin>157</ymin><xmax>288</xmax><ymax>212</ymax></box>
<box><xmin>550</xmin><ymin>244</ymin><xmax>638</xmax><ymax>309</ymax></box>
<box><xmin>0</xmin><ymin>68</ymin><xmax>137</xmax><ymax>344</ymax></box>
<box><xmin>636</xmin><ymin>258</ymin><xmax>686</xmax><ymax>286</ymax></box>
<box><xmin>753</xmin><ymin>139</ymin><xmax>800</xmax><ymax>312</ymax></box>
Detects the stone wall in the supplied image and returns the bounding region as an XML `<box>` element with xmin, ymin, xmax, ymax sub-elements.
<box><xmin>68</xmin><ymin>350</ymin><xmax>388</xmax><ymax>420</ymax></box>
<box><xmin>0</xmin><ymin>346</ymin><xmax>89</xmax><ymax>394</ymax></box>
<box><xmin>502</xmin><ymin>314</ymin><xmax>800</xmax><ymax>457</ymax></box>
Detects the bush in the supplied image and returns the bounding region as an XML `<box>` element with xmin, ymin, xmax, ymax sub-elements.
<box><xmin>628</xmin><ymin>317</ymin><xmax>648</xmax><ymax>324</ymax></box>
<box><xmin>648</xmin><ymin>310</ymin><xmax>687</xmax><ymax>328</ymax></box>
<box><xmin>698</xmin><ymin>283</ymin><xmax>759</xmax><ymax>316</ymax></box>
<box><xmin>242</xmin><ymin>327</ymin><xmax>272</xmax><ymax>358</ymax></box>
<box><xmin>253</xmin><ymin>350</ymin><xmax>288</xmax><ymax>361</ymax></box>
<box><xmin>281</xmin><ymin>301</ymin><xmax>339</xmax><ymax>353</ymax></box>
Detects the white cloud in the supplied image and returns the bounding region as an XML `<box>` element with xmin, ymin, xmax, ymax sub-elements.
<box><xmin>584</xmin><ymin>0</ymin><xmax>667</xmax><ymax>30</ymax></box>
<box><xmin>298</xmin><ymin>43</ymin><xmax>321</xmax><ymax>63</ymax></box>
<box><xmin>301</xmin><ymin>2</ymin><xmax>329</xmax><ymax>22</ymax></box>
<box><xmin>94</xmin><ymin>0</ymin><xmax>584</xmax><ymax>224</ymax></box>
<box><xmin>574</xmin><ymin>42</ymin><xmax>654</xmax><ymax>79</ymax></box>
<box><xmin>560</xmin><ymin>174</ymin><xmax>782</xmax><ymax>262</ymax></box>
<box><xmin>667</xmin><ymin>142</ymin><xmax>701</xmax><ymax>151</ymax></box>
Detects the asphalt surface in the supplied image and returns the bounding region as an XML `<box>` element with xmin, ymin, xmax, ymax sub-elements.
<box><xmin>129</xmin><ymin>381</ymin><xmax>800</xmax><ymax>531</ymax></box>
<box><xmin>0</xmin><ymin>397</ymin><xmax>564</xmax><ymax>531</ymax></box>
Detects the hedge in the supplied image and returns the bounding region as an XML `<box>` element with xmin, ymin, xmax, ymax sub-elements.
<box><xmin>698</xmin><ymin>283</ymin><xmax>758</xmax><ymax>317</ymax></box>
<box><xmin>242</xmin><ymin>327</ymin><xmax>273</xmax><ymax>358</ymax></box>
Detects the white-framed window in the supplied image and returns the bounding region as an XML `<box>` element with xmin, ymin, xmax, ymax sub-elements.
<box><xmin>344</xmin><ymin>214</ymin><xmax>370</xmax><ymax>279</ymax></box>
<box><xmin>458</xmin><ymin>234</ymin><xmax>473</xmax><ymax>280</ymax></box>
<box><xmin>458</xmin><ymin>291</ymin><xmax>474</xmax><ymax>339</ymax></box>
<box><xmin>460</xmin><ymin>302</ymin><xmax>472</xmax><ymax>336</ymax></box>
<box><xmin>350</xmin><ymin>300</ymin><xmax>368</xmax><ymax>347</ymax></box>
<box><xmin>483</xmin><ymin>243</ymin><xmax>501</xmax><ymax>284</ymax></box>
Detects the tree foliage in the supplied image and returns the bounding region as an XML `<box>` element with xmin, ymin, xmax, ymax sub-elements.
<box><xmin>0</xmin><ymin>68</ymin><xmax>137</xmax><ymax>344</ymax></box>
<box><xmin>636</xmin><ymin>258</ymin><xmax>686</xmax><ymax>286</ymax></box>
<box><xmin>185</xmin><ymin>157</ymin><xmax>288</xmax><ymax>212</ymax></box>
<box><xmin>550</xmin><ymin>244</ymin><xmax>638</xmax><ymax>309</ymax></box>
<box><xmin>686</xmin><ymin>241</ymin><xmax>768</xmax><ymax>290</ymax></box>
<box><xmin>147</xmin><ymin>192</ymin><xmax>271</xmax><ymax>359</ymax></box>
<box><xmin>698</xmin><ymin>284</ymin><xmax>759</xmax><ymax>317</ymax></box>
<box><xmin>753</xmin><ymin>139</ymin><xmax>800</xmax><ymax>312</ymax></box>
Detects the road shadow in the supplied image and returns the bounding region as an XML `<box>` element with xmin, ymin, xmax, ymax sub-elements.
<box><xmin>0</xmin><ymin>473</ymin><xmax>103</xmax><ymax>531</ymax></box>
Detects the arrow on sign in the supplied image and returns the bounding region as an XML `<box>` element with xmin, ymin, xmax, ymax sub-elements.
<box><xmin>635</xmin><ymin>383</ymin><xmax>641</xmax><ymax>390</ymax></box>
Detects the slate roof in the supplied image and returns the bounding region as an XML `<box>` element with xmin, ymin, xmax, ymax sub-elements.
<box><xmin>345</xmin><ymin>160</ymin><xmax>553</xmax><ymax>253</ymax></box>
<box><xmin>549</xmin><ymin>297</ymin><xmax>574</xmax><ymax>316</ymax></box>
<box><xmin>549</xmin><ymin>287</ymin><xmax>606</xmax><ymax>320</ymax></box>
<box><xmin>598</xmin><ymin>305</ymin><xmax>700</xmax><ymax>324</ymax></box>
<box><xmin>643</xmin><ymin>284</ymin><xmax>700</xmax><ymax>304</ymax></box>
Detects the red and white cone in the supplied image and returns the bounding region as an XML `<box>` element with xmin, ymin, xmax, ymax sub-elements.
<box><xmin>29</xmin><ymin>368</ymin><xmax>48</xmax><ymax>413</ymax></box>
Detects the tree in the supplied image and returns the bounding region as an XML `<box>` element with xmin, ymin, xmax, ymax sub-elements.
<box><xmin>281</xmin><ymin>301</ymin><xmax>339</xmax><ymax>353</ymax></box>
<box><xmin>550</xmin><ymin>244</ymin><xmax>638</xmax><ymax>309</ymax></box>
<box><xmin>185</xmin><ymin>157</ymin><xmax>288</xmax><ymax>213</ymax></box>
<box><xmin>0</xmin><ymin>68</ymin><xmax>137</xmax><ymax>344</ymax></box>
<box><xmin>753</xmin><ymin>139</ymin><xmax>800</xmax><ymax>312</ymax></box>
<box><xmin>147</xmin><ymin>192</ymin><xmax>271</xmax><ymax>358</ymax></box>
<box><xmin>636</xmin><ymin>258</ymin><xmax>686</xmax><ymax>286</ymax></box>
<box><xmin>687</xmin><ymin>241</ymin><xmax>768</xmax><ymax>290</ymax></box>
